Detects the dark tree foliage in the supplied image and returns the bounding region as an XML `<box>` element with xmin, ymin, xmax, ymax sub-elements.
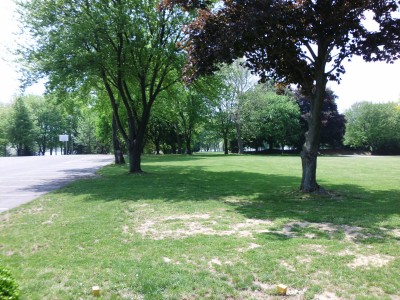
<box><xmin>147</xmin><ymin>115</ymin><xmax>174</xmax><ymax>155</ymax></box>
<box><xmin>295</xmin><ymin>89</ymin><xmax>346</xmax><ymax>149</ymax></box>
<box><xmin>167</xmin><ymin>0</ymin><xmax>400</xmax><ymax>192</ymax></box>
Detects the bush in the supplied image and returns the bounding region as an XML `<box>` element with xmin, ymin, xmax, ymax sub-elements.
<box><xmin>0</xmin><ymin>266</ymin><xmax>19</xmax><ymax>300</ymax></box>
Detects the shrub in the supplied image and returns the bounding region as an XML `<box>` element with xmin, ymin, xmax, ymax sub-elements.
<box><xmin>0</xmin><ymin>266</ymin><xmax>19</xmax><ymax>300</ymax></box>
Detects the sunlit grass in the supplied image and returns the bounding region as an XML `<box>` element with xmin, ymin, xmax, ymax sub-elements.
<box><xmin>1</xmin><ymin>154</ymin><xmax>399</xmax><ymax>299</ymax></box>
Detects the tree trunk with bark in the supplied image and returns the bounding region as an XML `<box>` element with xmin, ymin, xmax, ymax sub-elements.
<box><xmin>235</xmin><ymin>122</ymin><xmax>244</xmax><ymax>154</ymax></box>
<box><xmin>223</xmin><ymin>133</ymin><xmax>229</xmax><ymax>155</ymax></box>
<box><xmin>112</xmin><ymin>114</ymin><xmax>125</xmax><ymax>165</ymax></box>
<box><xmin>126</xmin><ymin>106</ymin><xmax>151</xmax><ymax>173</ymax></box>
<box><xmin>128</xmin><ymin>141</ymin><xmax>143</xmax><ymax>173</ymax></box>
<box><xmin>185</xmin><ymin>135</ymin><xmax>192</xmax><ymax>154</ymax></box>
<box><xmin>300</xmin><ymin>68</ymin><xmax>327</xmax><ymax>192</ymax></box>
<box><xmin>155</xmin><ymin>142</ymin><xmax>161</xmax><ymax>155</ymax></box>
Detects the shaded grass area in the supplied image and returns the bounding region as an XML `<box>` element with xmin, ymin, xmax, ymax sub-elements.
<box><xmin>1</xmin><ymin>154</ymin><xmax>399</xmax><ymax>299</ymax></box>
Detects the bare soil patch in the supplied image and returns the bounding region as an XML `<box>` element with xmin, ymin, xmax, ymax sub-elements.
<box><xmin>134</xmin><ymin>214</ymin><xmax>273</xmax><ymax>240</ymax></box>
<box><xmin>281</xmin><ymin>221</ymin><xmax>366</xmax><ymax>241</ymax></box>
<box><xmin>347</xmin><ymin>253</ymin><xmax>394</xmax><ymax>268</ymax></box>
<box><xmin>313</xmin><ymin>291</ymin><xmax>344</xmax><ymax>300</ymax></box>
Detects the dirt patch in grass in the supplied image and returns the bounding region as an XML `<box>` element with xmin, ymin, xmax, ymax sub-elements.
<box><xmin>42</xmin><ymin>213</ymin><xmax>59</xmax><ymax>225</ymax></box>
<box><xmin>314</xmin><ymin>291</ymin><xmax>344</xmax><ymax>300</ymax></box>
<box><xmin>163</xmin><ymin>256</ymin><xmax>181</xmax><ymax>265</ymax></box>
<box><xmin>338</xmin><ymin>245</ymin><xmax>395</xmax><ymax>268</ymax></box>
<box><xmin>296</xmin><ymin>255</ymin><xmax>313</xmax><ymax>264</ymax></box>
<box><xmin>19</xmin><ymin>207</ymin><xmax>45</xmax><ymax>215</ymax></box>
<box><xmin>238</xmin><ymin>242</ymin><xmax>262</xmax><ymax>252</ymax></box>
<box><xmin>0</xmin><ymin>213</ymin><xmax>11</xmax><ymax>223</ymax></box>
<box><xmin>31</xmin><ymin>243</ymin><xmax>49</xmax><ymax>253</ymax></box>
<box><xmin>347</xmin><ymin>253</ymin><xmax>394</xmax><ymax>268</ymax></box>
<box><xmin>118</xmin><ymin>289</ymin><xmax>144</xmax><ymax>300</ymax></box>
<box><xmin>281</xmin><ymin>260</ymin><xmax>296</xmax><ymax>272</ymax></box>
<box><xmin>280</xmin><ymin>221</ymin><xmax>368</xmax><ymax>241</ymax></box>
<box><xmin>122</xmin><ymin>225</ymin><xmax>130</xmax><ymax>234</ymax></box>
<box><xmin>132</xmin><ymin>212</ymin><xmax>378</xmax><ymax>244</ymax></box>
<box><xmin>164</xmin><ymin>214</ymin><xmax>211</xmax><ymax>221</ymax></box>
<box><xmin>134</xmin><ymin>214</ymin><xmax>273</xmax><ymax>240</ymax></box>
<box><xmin>301</xmin><ymin>244</ymin><xmax>327</xmax><ymax>254</ymax></box>
<box><xmin>246</xmin><ymin>281</ymin><xmax>307</xmax><ymax>299</ymax></box>
<box><xmin>390</xmin><ymin>229</ymin><xmax>400</xmax><ymax>238</ymax></box>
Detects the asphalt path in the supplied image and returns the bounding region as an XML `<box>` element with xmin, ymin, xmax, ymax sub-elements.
<box><xmin>0</xmin><ymin>155</ymin><xmax>113</xmax><ymax>212</ymax></box>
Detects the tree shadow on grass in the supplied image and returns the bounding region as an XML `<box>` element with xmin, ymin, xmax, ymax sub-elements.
<box><xmin>54</xmin><ymin>161</ymin><xmax>400</xmax><ymax>244</ymax></box>
<box><xmin>18</xmin><ymin>167</ymin><xmax>103</xmax><ymax>195</ymax></box>
<box><xmin>143</xmin><ymin>154</ymin><xmax>208</xmax><ymax>163</ymax></box>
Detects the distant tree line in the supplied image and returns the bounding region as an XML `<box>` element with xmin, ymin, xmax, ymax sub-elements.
<box><xmin>344</xmin><ymin>101</ymin><xmax>400</xmax><ymax>154</ymax></box>
<box><xmin>3</xmin><ymin>78</ymin><xmax>400</xmax><ymax>158</ymax></box>
<box><xmin>144</xmin><ymin>75</ymin><xmax>347</xmax><ymax>155</ymax></box>
<box><xmin>0</xmin><ymin>95</ymin><xmax>111</xmax><ymax>156</ymax></box>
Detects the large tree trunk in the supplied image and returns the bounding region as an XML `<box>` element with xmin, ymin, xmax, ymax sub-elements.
<box><xmin>112</xmin><ymin>114</ymin><xmax>125</xmax><ymax>165</ymax></box>
<box><xmin>235</xmin><ymin>122</ymin><xmax>244</xmax><ymax>154</ymax></box>
<box><xmin>155</xmin><ymin>139</ymin><xmax>161</xmax><ymax>155</ymax></box>
<box><xmin>185</xmin><ymin>135</ymin><xmax>192</xmax><ymax>154</ymax></box>
<box><xmin>128</xmin><ymin>141</ymin><xmax>142</xmax><ymax>173</ymax></box>
<box><xmin>300</xmin><ymin>70</ymin><xmax>326</xmax><ymax>192</ymax></box>
<box><xmin>223</xmin><ymin>133</ymin><xmax>229</xmax><ymax>155</ymax></box>
<box><xmin>300</xmin><ymin>143</ymin><xmax>319</xmax><ymax>192</ymax></box>
<box><xmin>127</xmin><ymin>106</ymin><xmax>151</xmax><ymax>173</ymax></box>
<box><xmin>176</xmin><ymin>127</ymin><xmax>183</xmax><ymax>154</ymax></box>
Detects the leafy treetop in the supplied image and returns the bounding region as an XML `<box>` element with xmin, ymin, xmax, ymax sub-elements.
<box><xmin>167</xmin><ymin>0</ymin><xmax>400</xmax><ymax>94</ymax></box>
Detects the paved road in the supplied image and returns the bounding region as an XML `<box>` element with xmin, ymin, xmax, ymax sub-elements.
<box><xmin>0</xmin><ymin>155</ymin><xmax>113</xmax><ymax>212</ymax></box>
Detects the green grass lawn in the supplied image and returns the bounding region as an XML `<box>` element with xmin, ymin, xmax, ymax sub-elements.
<box><xmin>1</xmin><ymin>154</ymin><xmax>399</xmax><ymax>299</ymax></box>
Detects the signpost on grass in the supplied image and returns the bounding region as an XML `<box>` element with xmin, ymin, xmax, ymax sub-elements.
<box><xmin>59</xmin><ymin>135</ymin><xmax>69</xmax><ymax>155</ymax></box>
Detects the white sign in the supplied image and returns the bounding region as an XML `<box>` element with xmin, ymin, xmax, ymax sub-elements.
<box><xmin>59</xmin><ymin>135</ymin><xmax>69</xmax><ymax>142</ymax></box>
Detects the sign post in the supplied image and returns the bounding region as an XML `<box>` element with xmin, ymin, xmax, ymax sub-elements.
<box><xmin>59</xmin><ymin>135</ymin><xmax>69</xmax><ymax>155</ymax></box>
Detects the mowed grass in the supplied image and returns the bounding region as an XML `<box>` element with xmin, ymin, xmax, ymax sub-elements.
<box><xmin>1</xmin><ymin>154</ymin><xmax>399</xmax><ymax>299</ymax></box>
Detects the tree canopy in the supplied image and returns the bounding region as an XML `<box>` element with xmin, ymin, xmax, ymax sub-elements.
<box><xmin>241</xmin><ymin>84</ymin><xmax>301</xmax><ymax>151</ymax></box>
<box><xmin>7</xmin><ymin>97</ymin><xmax>36</xmax><ymax>156</ymax></box>
<box><xmin>18</xmin><ymin>0</ymin><xmax>189</xmax><ymax>172</ymax></box>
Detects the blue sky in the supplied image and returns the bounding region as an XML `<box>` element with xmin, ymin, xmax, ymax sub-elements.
<box><xmin>1</xmin><ymin>0</ymin><xmax>399</xmax><ymax>112</ymax></box>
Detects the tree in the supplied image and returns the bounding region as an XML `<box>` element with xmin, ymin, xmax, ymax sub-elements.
<box><xmin>295</xmin><ymin>88</ymin><xmax>346</xmax><ymax>150</ymax></box>
<box><xmin>74</xmin><ymin>107</ymin><xmax>98</xmax><ymax>154</ymax></box>
<box><xmin>241</xmin><ymin>84</ymin><xmax>301</xmax><ymax>151</ymax></box>
<box><xmin>203</xmin><ymin>73</ymin><xmax>237</xmax><ymax>155</ymax></box>
<box><xmin>0</xmin><ymin>104</ymin><xmax>10</xmax><ymax>156</ymax></box>
<box><xmin>167</xmin><ymin>0</ymin><xmax>400</xmax><ymax>192</ymax></box>
<box><xmin>90</xmin><ymin>88</ymin><xmax>126</xmax><ymax>163</ymax></box>
<box><xmin>174</xmin><ymin>85</ymin><xmax>210</xmax><ymax>154</ymax></box>
<box><xmin>148</xmin><ymin>118</ymin><xmax>167</xmax><ymax>155</ymax></box>
<box><xmin>145</xmin><ymin>101</ymin><xmax>181</xmax><ymax>154</ymax></box>
<box><xmin>156</xmin><ymin>77</ymin><xmax>217</xmax><ymax>155</ymax></box>
<box><xmin>219</xmin><ymin>59</ymin><xmax>255</xmax><ymax>154</ymax></box>
<box><xmin>212</xmin><ymin>93</ymin><xmax>236</xmax><ymax>155</ymax></box>
<box><xmin>344</xmin><ymin>102</ymin><xmax>400</xmax><ymax>154</ymax></box>
<box><xmin>27</xmin><ymin>95</ymin><xmax>65</xmax><ymax>155</ymax></box>
<box><xmin>7</xmin><ymin>97</ymin><xmax>36</xmax><ymax>156</ymax></box>
<box><xmin>18</xmin><ymin>0</ymin><xmax>188</xmax><ymax>172</ymax></box>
